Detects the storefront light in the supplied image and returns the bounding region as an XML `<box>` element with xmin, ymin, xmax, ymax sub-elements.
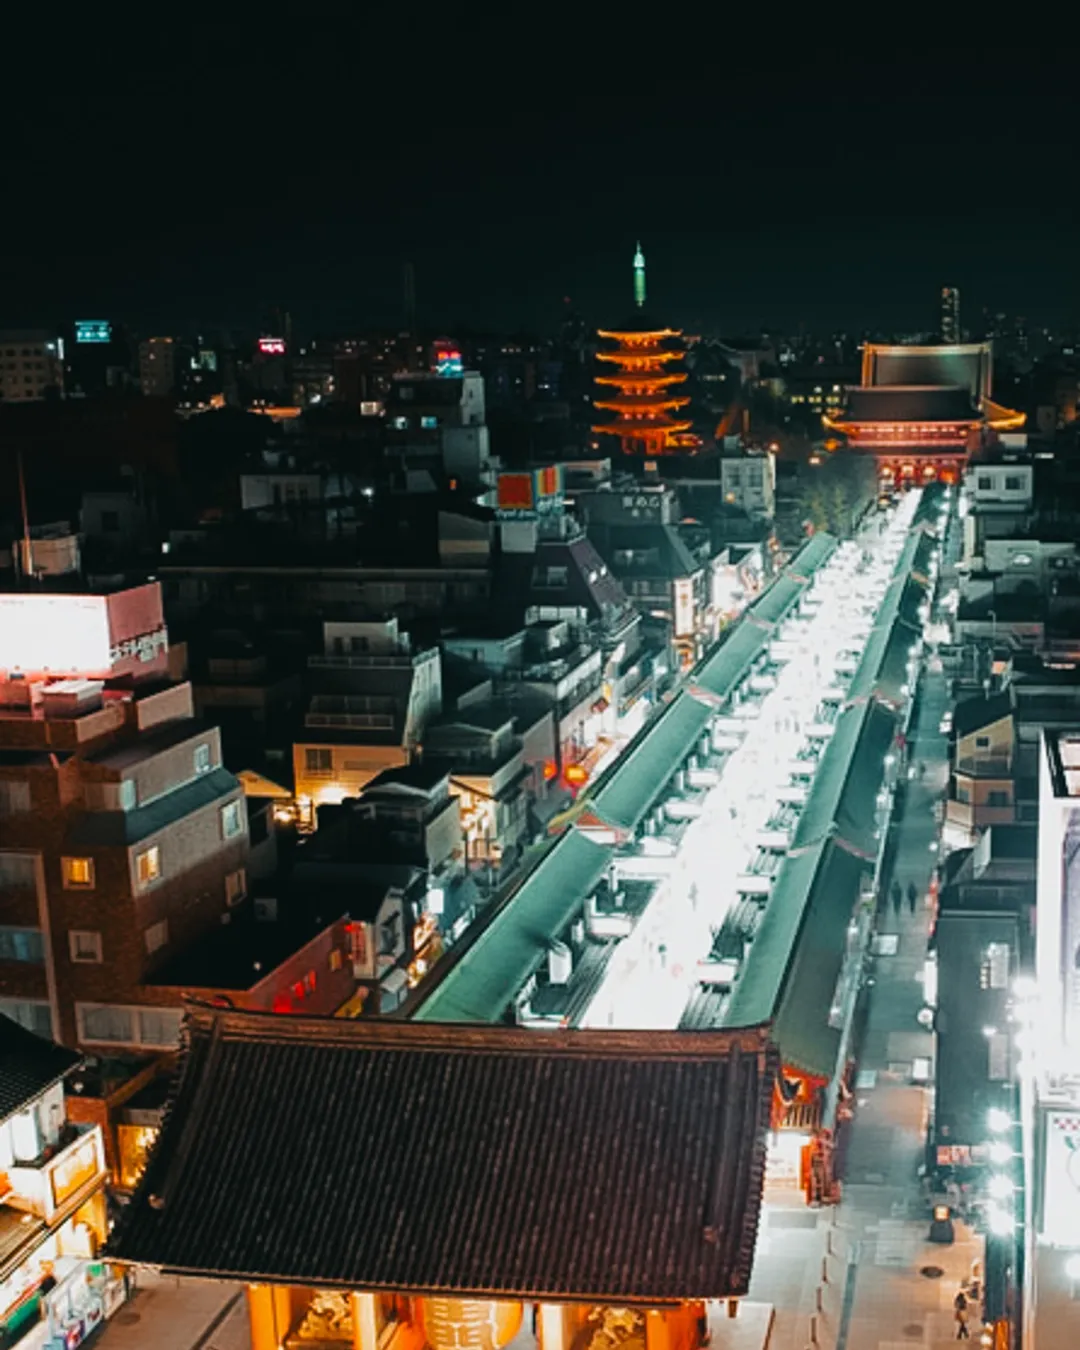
<box><xmin>988</xmin><ymin>1174</ymin><xmax>1014</xmax><ymax>1200</ymax></box>
<box><xmin>988</xmin><ymin>1207</ymin><xmax>1014</xmax><ymax>1237</ymax></box>
<box><xmin>987</xmin><ymin>1141</ymin><xmax>1012</xmax><ymax>1165</ymax></box>
<box><xmin>987</xmin><ymin>1107</ymin><xmax>1011</xmax><ymax>1133</ymax></box>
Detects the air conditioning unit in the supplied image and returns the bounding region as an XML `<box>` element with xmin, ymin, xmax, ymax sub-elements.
<box><xmin>254</xmin><ymin>896</ymin><xmax>278</xmax><ymax>923</ymax></box>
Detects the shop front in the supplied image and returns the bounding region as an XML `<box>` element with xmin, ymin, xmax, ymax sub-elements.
<box><xmin>0</xmin><ymin>1197</ymin><xmax>125</xmax><ymax>1350</ymax></box>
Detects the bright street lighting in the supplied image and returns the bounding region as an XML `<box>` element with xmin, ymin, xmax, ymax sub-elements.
<box><xmin>988</xmin><ymin>1174</ymin><xmax>1014</xmax><ymax>1200</ymax></box>
<box><xmin>987</xmin><ymin>1107</ymin><xmax>1011</xmax><ymax>1133</ymax></box>
<box><xmin>988</xmin><ymin>1141</ymin><xmax>1012</xmax><ymax>1165</ymax></box>
<box><xmin>988</xmin><ymin>1207</ymin><xmax>1014</xmax><ymax>1237</ymax></box>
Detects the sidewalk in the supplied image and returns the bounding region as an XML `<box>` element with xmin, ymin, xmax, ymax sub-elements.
<box><xmin>749</xmin><ymin>660</ymin><xmax>984</xmax><ymax>1349</ymax></box>
<box><xmin>95</xmin><ymin>1270</ymin><xmax>249</xmax><ymax>1350</ymax></box>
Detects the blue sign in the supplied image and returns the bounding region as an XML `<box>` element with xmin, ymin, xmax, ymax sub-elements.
<box><xmin>75</xmin><ymin>320</ymin><xmax>111</xmax><ymax>344</ymax></box>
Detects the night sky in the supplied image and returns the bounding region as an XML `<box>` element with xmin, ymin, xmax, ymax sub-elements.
<box><xmin>4</xmin><ymin>34</ymin><xmax>1078</xmax><ymax>338</ymax></box>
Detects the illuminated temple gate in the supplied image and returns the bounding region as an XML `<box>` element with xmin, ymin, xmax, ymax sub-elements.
<box><xmin>107</xmin><ymin>1011</ymin><xmax>778</xmax><ymax>1350</ymax></box>
<box><xmin>825</xmin><ymin>342</ymin><xmax>1024</xmax><ymax>487</ymax></box>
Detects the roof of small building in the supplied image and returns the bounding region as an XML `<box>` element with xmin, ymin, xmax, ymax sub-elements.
<box><xmin>841</xmin><ymin>385</ymin><xmax>981</xmax><ymax>424</ymax></box>
<box><xmin>362</xmin><ymin>760</ymin><xmax>452</xmax><ymax>794</ymax></box>
<box><xmin>0</xmin><ymin>1015</ymin><xmax>81</xmax><ymax>1124</ymax></box>
<box><xmin>953</xmin><ymin>689</ymin><xmax>1013</xmax><ymax>739</ymax></box>
<box><xmin>108</xmin><ymin>1008</ymin><xmax>777</xmax><ymax>1302</ymax></box>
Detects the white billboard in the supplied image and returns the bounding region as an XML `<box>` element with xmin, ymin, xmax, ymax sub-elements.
<box><xmin>0</xmin><ymin>594</ymin><xmax>111</xmax><ymax>675</ymax></box>
<box><xmin>1041</xmin><ymin>1109</ymin><xmax>1080</xmax><ymax>1244</ymax></box>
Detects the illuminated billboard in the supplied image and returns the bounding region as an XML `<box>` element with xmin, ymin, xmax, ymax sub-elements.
<box><xmin>0</xmin><ymin>595</ymin><xmax>111</xmax><ymax>674</ymax></box>
<box><xmin>435</xmin><ymin>344</ymin><xmax>463</xmax><ymax>378</ymax></box>
<box><xmin>75</xmin><ymin>320</ymin><xmax>111</xmax><ymax>345</ymax></box>
<box><xmin>258</xmin><ymin>337</ymin><xmax>286</xmax><ymax>355</ymax></box>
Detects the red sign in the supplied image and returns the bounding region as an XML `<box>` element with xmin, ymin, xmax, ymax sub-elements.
<box><xmin>258</xmin><ymin>337</ymin><xmax>286</xmax><ymax>355</ymax></box>
<box><xmin>497</xmin><ymin>473</ymin><xmax>535</xmax><ymax>511</ymax></box>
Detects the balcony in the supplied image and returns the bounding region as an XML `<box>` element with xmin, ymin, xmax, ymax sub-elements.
<box><xmin>3</xmin><ymin>1124</ymin><xmax>106</xmax><ymax>1225</ymax></box>
<box><xmin>955</xmin><ymin>754</ymin><xmax>1012</xmax><ymax>778</ymax></box>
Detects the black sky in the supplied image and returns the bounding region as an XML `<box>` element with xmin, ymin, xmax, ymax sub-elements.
<box><xmin>4</xmin><ymin>32</ymin><xmax>1079</xmax><ymax>338</ymax></box>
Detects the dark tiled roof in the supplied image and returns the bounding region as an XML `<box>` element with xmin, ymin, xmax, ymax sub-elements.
<box><xmin>109</xmin><ymin>1011</ymin><xmax>777</xmax><ymax>1301</ymax></box>
<box><xmin>953</xmin><ymin>690</ymin><xmax>1013</xmax><ymax>739</ymax></box>
<box><xmin>0</xmin><ymin>1015</ymin><xmax>81</xmax><ymax>1123</ymax></box>
<box><xmin>842</xmin><ymin>385</ymin><xmax>980</xmax><ymax>423</ymax></box>
<box><xmin>66</xmin><ymin>767</ymin><xmax>241</xmax><ymax>847</ymax></box>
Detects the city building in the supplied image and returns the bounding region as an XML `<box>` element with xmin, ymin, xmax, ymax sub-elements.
<box><xmin>0</xmin><ymin>1014</ymin><xmax>122</xmax><ymax>1349</ymax></box>
<box><xmin>0</xmin><ymin>582</ymin><xmax>250</xmax><ymax>1049</ymax></box>
<box><xmin>825</xmin><ymin>342</ymin><xmax>1025</xmax><ymax>488</ymax></box>
<box><xmin>423</xmin><ymin>705</ymin><xmax>531</xmax><ymax>869</ymax></box>
<box><xmin>293</xmin><ymin>617</ymin><xmax>442</xmax><ymax>810</ymax></box>
<box><xmin>108</xmin><ymin>1009</ymin><xmax>778</xmax><ymax>1349</ymax></box>
<box><xmin>1013</xmin><ymin>729</ymin><xmax>1080</xmax><ymax>1344</ymax></box>
<box><xmin>941</xmin><ymin>286</ymin><xmax>961</xmax><ymax>344</ymax></box>
<box><xmin>138</xmin><ymin>338</ymin><xmax>176</xmax><ymax>399</ymax></box>
<box><xmin>576</xmin><ymin>483</ymin><xmax>711</xmax><ymax>667</ymax></box>
<box><xmin>719</xmin><ymin>450</ymin><xmax>776</xmax><ymax>521</ymax></box>
<box><xmin>944</xmin><ymin>690</ymin><xmax>1017</xmax><ymax>848</ymax></box>
<box><xmin>592</xmin><ymin>246</ymin><xmax>692</xmax><ymax>457</ymax></box>
<box><xmin>385</xmin><ymin>368</ymin><xmax>493</xmax><ymax>487</ymax></box>
<box><xmin>0</xmin><ymin>331</ymin><xmax>64</xmax><ymax>403</ymax></box>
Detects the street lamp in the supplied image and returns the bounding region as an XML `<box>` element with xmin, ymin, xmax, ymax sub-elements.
<box><xmin>987</xmin><ymin>1107</ymin><xmax>1012</xmax><ymax>1134</ymax></box>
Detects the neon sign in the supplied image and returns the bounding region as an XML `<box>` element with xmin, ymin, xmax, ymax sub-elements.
<box><xmin>258</xmin><ymin>337</ymin><xmax>286</xmax><ymax>355</ymax></box>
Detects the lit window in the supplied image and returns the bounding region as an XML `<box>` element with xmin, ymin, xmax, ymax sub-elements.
<box><xmin>329</xmin><ymin>949</ymin><xmax>343</xmax><ymax>972</ymax></box>
<box><xmin>136</xmin><ymin>846</ymin><xmax>161</xmax><ymax>887</ymax></box>
<box><xmin>63</xmin><ymin>857</ymin><xmax>95</xmax><ymax>889</ymax></box>
<box><xmin>221</xmin><ymin>800</ymin><xmax>244</xmax><ymax>839</ymax></box>
<box><xmin>420</xmin><ymin>415</ymin><xmax>438</xmax><ymax>429</ymax></box>
<box><xmin>144</xmin><ymin>919</ymin><xmax>168</xmax><ymax>954</ymax></box>
<box><xmin>305</xmin><ymin>748</ymin><xmax>332</xmax><ymax>773</ymax></box>
<box><xmin>194</xmin><ymin>743</ymin><xmax>211</xmax><ymax>775</ymax></box>
<box><xmin>69</xmin><ymin>930</ymin><xmax>103</xmax><ymax>964</ymax></box>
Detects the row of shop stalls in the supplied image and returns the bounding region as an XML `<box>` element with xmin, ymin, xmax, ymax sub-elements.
<box><xmin>412</xmin><ymin>492</ymin><xmax>947</xmax><ymax>1199</ymax></box>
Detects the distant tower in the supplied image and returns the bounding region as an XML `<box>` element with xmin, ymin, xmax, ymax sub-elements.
<box><xmin>633</xmin><ymin>241</ymin><xmax>646</xmax><ymax>309</ymax></box>
<box><xmin>941</xmin><ymin>286</ymin><xmax>960</xmax><ymax>344</ymax></box>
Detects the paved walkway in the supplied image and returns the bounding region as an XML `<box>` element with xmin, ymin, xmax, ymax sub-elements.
<box><xmin>749</xmin><ymin>633</ymin><xmax>984</xmax><ymax>1348</ymax></box>
<box><xmin>94</xmin><ymin>1270</ymin><xmax>249</xmax><ymax>1350</ymax></box>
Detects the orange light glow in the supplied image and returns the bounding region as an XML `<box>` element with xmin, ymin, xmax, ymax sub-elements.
<box><xmin>564</xmin><ymin>763</ymin><xmax>589</xmax><ymax>788</ymax></box>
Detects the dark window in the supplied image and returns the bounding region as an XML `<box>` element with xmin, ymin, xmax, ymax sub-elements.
<box><xmin>987</xmin><ymin>790</ymin><xmax>1010</xmax><ymax>807</ymax></box>
<box><xmin>101</xmin><ymin>510</ymin><xmax>120</xmax><ymax>532</ymax></box>
<box><xmin>975</xmin><ymin>736</ymin><xmax>991</xmax><ymax>749</ymax></box>
<box><xmin>1004</xmin><ymin>476</ymin><xmax>1022</xmax><ymax>491</ymax></box>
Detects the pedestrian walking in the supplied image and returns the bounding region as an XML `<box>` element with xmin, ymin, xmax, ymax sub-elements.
<box><xmin>907</xmin><ymin>881</ymin><xmax>918</xmax><ymax>914</ymax></box>
<box><xmin>954</xmin><ymin>1291</ymin><xmax>970</xmax><ymax>1340</ymax></box>
<box><xmin>891</xmin><ymin>880</ymin><xmax>902</xmax><ymax>916</ymax></box>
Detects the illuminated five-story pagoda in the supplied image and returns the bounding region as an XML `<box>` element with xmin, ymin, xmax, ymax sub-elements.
<box><xmin>592</xmin><ymin>242</ymin><xmax>693</xmax><ymax>456</ymax></box>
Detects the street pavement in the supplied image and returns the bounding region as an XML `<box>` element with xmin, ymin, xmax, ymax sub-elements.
<box><xmin>93</xmin><ymin>1270</ymin><xmax>249</xmax><ymax>1350</ymax></box>
<box><xmin>743</xmin><ymin>610</ymin><xmax>986</xmax><ymax>1349</ymax></box>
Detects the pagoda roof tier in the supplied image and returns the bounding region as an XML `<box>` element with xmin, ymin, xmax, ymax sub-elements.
<box><xmin>594</xmin><ymin>395</ymin><xmax>691</xmax><ymax>414</ymax></box>
<box><xmin>596</xmin><ymin>348</ymin><xmax>684</xmax><ymax>365</ymax></box>
<box><xmin>594</xmin><ymin>372</ymin><xmax>688</xmax><ymax>389</ymax></box>
<box><xmin>108</xmin><ymin>1007</ymin><xmax>777</xmax><ymax>1302</ymax></box>
<box><xmin>593</xmin><ymin>416</ymin><xmax>694</xmax><ymax>435</ymax></box>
